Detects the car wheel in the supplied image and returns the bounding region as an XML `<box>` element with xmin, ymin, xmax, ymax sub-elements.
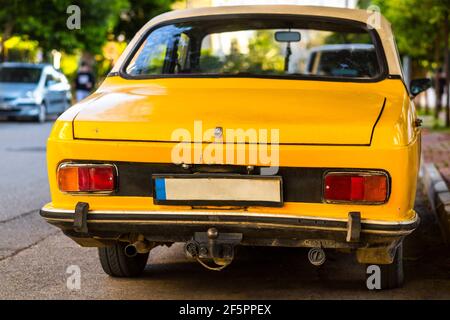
<box><xmin>368</xmin><ymin>243</ymin><xmax>404</xmax><ymax>290</ymax></box>
<box><xmin>35</xmin><ymin>104</ymin><xmax>46</xmax><ymax>123</ymax></box>
<box><xmin>98</xmin><ymin>242</ymin><xmax>149</xmax><ymax>277</ymax></box>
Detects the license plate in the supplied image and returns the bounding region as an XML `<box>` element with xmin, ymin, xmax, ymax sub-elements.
<box><xmin>152</xmin><ymin>175</ymin><xmax>283</xmax><ymax>207</ymax></box>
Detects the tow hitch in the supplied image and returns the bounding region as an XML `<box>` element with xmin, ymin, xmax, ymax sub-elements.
<box><xmin>184</xmin><ymin>228</ymin><xmax>242</xmax><ymax>271</ymax></box>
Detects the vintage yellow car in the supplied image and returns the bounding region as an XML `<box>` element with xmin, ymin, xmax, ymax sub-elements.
<box><xmin>41</xmin><ymin>5</ymin><xmax>430</xmax><ymax>289</ymax></box>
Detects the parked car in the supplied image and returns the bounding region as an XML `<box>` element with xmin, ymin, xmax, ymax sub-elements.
<box><xmin>40</xmin><ymin>6</ymin><xmax>430</xmax><ymax>289</ymax></box>
<box><xmin>305</xmin><ymin>44</ymin><xmax>379</xmax><ymax>78</ymax></box>
<box><xmin>0</xmin><ymin>62</ymin><xmax>72</xmax><ymax>122</ymax></box>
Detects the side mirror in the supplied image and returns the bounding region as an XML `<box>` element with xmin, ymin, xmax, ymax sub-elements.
<box><xmin>410</xmin><ymin>78</ymin><xmax>432</xmax><ymax>97</ymax></box>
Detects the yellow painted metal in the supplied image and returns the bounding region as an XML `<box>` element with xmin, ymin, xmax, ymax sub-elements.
<box><xmin>72</xmin><ymin>78</ymin><xmax>390</xmax><ymax>145</ymax></box>
<box><xmin>46</xmin><ymin>76</ymin><xmax>420</xmax><ymax>224</ymax></box>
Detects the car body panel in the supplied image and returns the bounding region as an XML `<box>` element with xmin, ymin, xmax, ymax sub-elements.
<box><xmin>73</xmin><ymin>77</ymin><xmax>388</xmax><ymax>145</ymax></box>
<box><xmin>46</xmin><ymin>91</ymin><xmax>419</xmax><ymax>223</ymax></box>
<box><xmin>42</xmin><ymin>7</ymin><xmax>420</xmax><ymax>263</ymax></box>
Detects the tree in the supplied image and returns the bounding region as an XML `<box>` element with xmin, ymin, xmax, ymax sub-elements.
<box><xmin>0</xmin><ymin>0</ymin><xmax>41</xmax><ymax>61</ymax></box>
<box><xmin>113</xmin><ymin>0</ymin><xmax>176</xmax><ymax>42</ymax></box>
<box><xmin>365</xmin><ymin>0</ymin><xmax>446</xmax><ymax>70</ymax></box>
<box><xmin>361</xmin><ymin>0</ymin><xmax>450</xmax><ymax>125</ymax></box>
<box><xmin>25</xmin><ymin>0</ymin><xmax>129</xmax><ymax>56</ymax></box>
<box><xmin>0</xmin><ymin>0</ymin><xmax>129</xmax><ymax>61</ymax></box>
<box><xmin>247</xmin><ymin>30</ymin><xmax>284</xmax><ymax>73</ymax></box>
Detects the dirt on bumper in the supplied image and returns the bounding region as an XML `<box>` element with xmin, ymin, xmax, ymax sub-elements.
<box><xmin>40</xmin><ymin>206</ymin><xmax>419</xmax><ymax>265</ymax></box>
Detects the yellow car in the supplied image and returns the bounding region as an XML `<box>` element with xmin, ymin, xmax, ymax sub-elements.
<box><xmin>41</xmin><ymin>6</ymin><xmax>430</xmax><ymax>289</ymax></box>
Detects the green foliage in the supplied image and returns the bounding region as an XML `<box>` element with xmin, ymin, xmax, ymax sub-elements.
<box><xmin>0</xmin><ymin>0</ymin><xmax>39</xmax><ymax>61</ymax></box>
<box><xmin>22</xmin><ymin>0</ymin><xmax>129</xmax><ymax>55</ymax></box>
<box><xmin>0</xmin><ymin>0</ymin><xmax>174</xmax><ymax>60</ymax></box>
<box><xmin>325</xmin><ymin>32</ymin><xmax>372</xmax><ymax>46</ymax></box>
<box><xmin>114</xmin><ymin>0</ymin><xmax>176</xmax><ymax>42</ymax></box>
<box><xmin>221</xmin><ymin>31</ymin><xmax>284</xmax><ymax>74</ymax></box>
<box><xmin>247</xmin><ymin>30</ymin><xmax>284</xmax><ymax>73</ymax></box>
<box><xmin>223</xmin><ymin>39</ymin><xmax>250</xmax><ymax>73</ymax></box>
<box><xmin>361</xmin><ymin>0</ymin><xmax>450</xmax><ymax>71</ymax></box>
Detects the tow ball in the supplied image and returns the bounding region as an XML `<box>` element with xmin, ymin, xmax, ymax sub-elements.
<box><xmin>184</xmin><ymin>228</ymin><xmax>242</xmax><ymax>271</ymax></box>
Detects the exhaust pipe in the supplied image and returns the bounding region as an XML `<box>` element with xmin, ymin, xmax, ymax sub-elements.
<box><xmin>124</xmin><ymin>239</ymin><xmax>153</xmax><ymax>258</ymax></box>
<box><xmin>124</xmin><ymin>244</ymin><xmax>138</xmax><ymax>258</ymax></box>
<box><xmin>308</xmin><ymin>247</ymin><xmax>326</xmax><ymax>266</ymax></box>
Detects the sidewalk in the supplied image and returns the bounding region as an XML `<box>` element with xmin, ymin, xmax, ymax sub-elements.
<box><xmin>422</xmin><ymin>129</ymin><xmax>450</xmax><ymax>187</ymax></box>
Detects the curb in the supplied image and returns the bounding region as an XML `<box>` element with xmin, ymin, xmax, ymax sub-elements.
<box><xmin>420</xmin><ymin>163</ymin><xmax>450</xmax><ymax>245</ymax></box>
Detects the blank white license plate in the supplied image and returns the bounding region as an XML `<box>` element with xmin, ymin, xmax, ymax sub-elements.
<box><xmin>153</xmin><ymin>175</ymin><xmax>283</xmax><ymax>206</ymax></box>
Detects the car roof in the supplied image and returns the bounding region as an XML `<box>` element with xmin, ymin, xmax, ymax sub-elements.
<box><xmin>150</xmin><ymin>5</ymin><xmax>386</xmax><ymax>26</ymax></box>
<box><xmin>0</xmin><ymin>62</ymin><xmax>52</xmax><ymax>69</ymax></box>
<box><xmin>111</xmin><ymin>5</ymin><xmax>403</xmax><ymax>77</ymax></box>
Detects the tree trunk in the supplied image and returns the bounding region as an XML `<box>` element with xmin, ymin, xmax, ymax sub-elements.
<box><xmin>0</xmin><ymin>22</ymin><xmax>14</xmax><ymax>62</ymax></box>
<box><xmin>445</xmin><ymin>11</ymin><xmax>450</xmax><ymax>127</ymax></box>
<box><xmin>1</xmin><ymin>38</ymin><xmax>7</xmax><ymax>63</ymax></box>
<box><xmin>0</xmin><ymin>40</ymin><xmax>4</xmax><ymax>62</ymax></box>
<box><xmin>434</xmin><ymin>33</ymin><xmax>442</xmax><ymax>119</ymax></box>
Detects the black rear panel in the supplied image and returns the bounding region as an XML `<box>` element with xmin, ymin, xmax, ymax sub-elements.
<box><xmin>114</xmin><ymin>163</ymin><xmax>325</xmax><ymax>203</ymax></box>
<box><xmin>64</xmin><ymin>161</ymin><xmax>388</xmax><ymax>203</ymax></box>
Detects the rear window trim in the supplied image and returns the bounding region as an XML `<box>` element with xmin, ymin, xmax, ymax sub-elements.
<box><xmin>119</xmin><ymin>13</ymin><xmax>389</xmax><ymax>83</ymax></box>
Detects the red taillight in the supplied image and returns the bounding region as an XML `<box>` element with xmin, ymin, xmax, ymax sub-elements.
<box><xmin>324</xmin><ymin>172</ymin><xmax>388</xmax><ymax>203</ymax></box>
<box><xmin>58</xmin><ymin>164</ymin><xmax>116</xmax><ymax>193</ymax></box>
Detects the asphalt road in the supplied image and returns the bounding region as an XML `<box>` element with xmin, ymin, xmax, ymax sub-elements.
<box><xmin>0</xmin><ymin>121</ymin><xmax>449</xmax><ymax>299</ymax></box>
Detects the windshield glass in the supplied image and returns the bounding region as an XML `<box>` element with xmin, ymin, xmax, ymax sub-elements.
<box><xmin>0</xmin><ymin>67</ymin><xmax>42</xmax><ymax>83</ymax></box>
<box><xmin>125</xmin><ymin>16</ymin><xmax>383</xmax><ymax>80</ymax></box>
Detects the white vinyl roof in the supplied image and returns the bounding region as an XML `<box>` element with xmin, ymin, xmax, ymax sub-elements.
<box><xmin>112</xmin><ymin>5</ymin><xmax>402</xmax><ymax>77</ymax></box>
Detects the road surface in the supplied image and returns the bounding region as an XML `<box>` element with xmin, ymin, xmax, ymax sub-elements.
<box><xmin>0</xmin><ymin>121</ymin><xmax>449</xmax><ymax>299</ymax></box>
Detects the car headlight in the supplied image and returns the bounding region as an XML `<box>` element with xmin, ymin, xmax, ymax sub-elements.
<box><xmin>25</xmin><ymin>91</ymin><xmax>36</xmax><ymax>99</ymax></box>
<box><xmin>20</xmin><ymin>91</ymin><xmax>42</xmax><ymax>104</ymax></box>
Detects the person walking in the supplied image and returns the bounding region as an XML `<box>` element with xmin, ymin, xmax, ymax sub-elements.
<box><xmin>75</xmin><ymin>62</ymin><xmax>95</xmax><ymax>102</ymax></box>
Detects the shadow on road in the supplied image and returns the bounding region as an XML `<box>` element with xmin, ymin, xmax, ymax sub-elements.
<box><xmin>123</xmin><ymin>189</ymin><xmax>450</xmax><ymax>298</ymax></box>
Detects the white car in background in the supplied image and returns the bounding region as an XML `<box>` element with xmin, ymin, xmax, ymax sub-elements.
<box><xmin>306</xmin><ymin>44</ymin><xmax>378</xmax><ymax>78</ymax></box>
<box><xmin>0</xmin><ymin>62</ymin><xmax>72</xmax><ymax>122</ymax></box>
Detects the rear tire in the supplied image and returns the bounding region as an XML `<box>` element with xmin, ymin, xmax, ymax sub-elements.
<box><xmin>98</xmin><ymin>242</ymin><xmax>149</xmax><ymax>277</ymax></box>
<box><xmin>369</xmin><ymin>243</ymin><xmax>404</xmax><ymax>290</ymax></box>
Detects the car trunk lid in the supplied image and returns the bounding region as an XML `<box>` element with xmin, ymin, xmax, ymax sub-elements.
<box><xmin>73</xmin><ymin>78</ymin><xmax>386</xmax><ymax>145</ymax></box>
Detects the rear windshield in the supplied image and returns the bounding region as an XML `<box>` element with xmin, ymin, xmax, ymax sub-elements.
<box><xmin>0</xmin><ymin>67</ymin><xmax>42</xmax><ymax>83</ymax></box>
<box><xmin>125</xmin><ymin>16</ymin><xmax>384</xmax><ymax>80</ymax></box>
